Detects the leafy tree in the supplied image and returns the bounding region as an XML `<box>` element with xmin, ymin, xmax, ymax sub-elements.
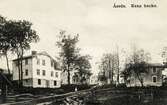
<box><xmin>75</xmin><ymin>55</ymin><xmax>92</xmax><ymax>84</ymax></box>
<box><xmin>56</xmin><ymin>31</ymin><xmax>80</xmax><ymax>85</ymax></box>
<box><xmin>0</xmin><ymin>16</ymin><xmax>11</xmax><ymax>74</ymax></box>
<box><xmin>6</xmin><ymin>20</ymin><xmax>39</xmax><ymax>86</ymax></box>
<box><xmin>121</xmin><ymin>48</ymin><xmax>151</xmax><ymax>87</ymax></box>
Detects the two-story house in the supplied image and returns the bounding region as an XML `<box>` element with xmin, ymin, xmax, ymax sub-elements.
<box><xmin>12</xmin><ymin>51</ymin><xmax>61</xmax><ymax>88</ymax></box>
<box><xmin>127</xmin><ymin>63</ymin><xmax>165</xmax><ymax>87</ymax></box>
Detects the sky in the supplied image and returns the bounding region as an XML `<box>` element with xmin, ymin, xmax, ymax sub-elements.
<box><xmin>0</xmin><ymin>0</ymin><xmax>167</xmax><ymax>74</ymax></box>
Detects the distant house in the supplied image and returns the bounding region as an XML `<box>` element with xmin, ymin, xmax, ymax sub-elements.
<box><xmin>127</xmin><ymin>63</ymin><xmax>165</xmax><ymax>87</ymax></box>
<box><xmin>90</xmin><ymin>75</ymin><xmax>98</xmax><ymax>85</ymax></box>
<box><xmin>61</xmin><ymin>69</ymin><xmax>90</xmax><ymax>85</ymax></box>
<box><xmin>61</xmin><ymin>70</ymin><xmax>77</xmax><ymax>85</ymax></box>
<box><xmin>12</xmin><ymin>51</ymin><xmax>61</xmax><ymax>88</ymax></box>
<box><xmin>61</xmin><ymin>70</ymin><xmax>91</xmax><ymax>85</ymax></box>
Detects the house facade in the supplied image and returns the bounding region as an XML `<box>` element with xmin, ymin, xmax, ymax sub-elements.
<box><xmin>127</xmin><ymin>63</ymin><xmax>165</xmax><ymax>87</ymax></box>
<box><xmin>61</xmin><ymin>70</ymin><xmax>91</xmax><ymax>85</ymax></box>
<box><xmin>61</xmin><ymin>71</ymin><xmax>82</xmax><ymax>85</ymax></box>
<box><xmin>12</xmin><ymin>51</ymin><xmax>61</xmax><ymax>88</ymax></box>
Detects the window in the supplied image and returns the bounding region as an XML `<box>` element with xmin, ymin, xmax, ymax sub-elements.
<box><xmin>51</xmin><ymin>61</ymin><xmax>54</xmax><ymax>67</ymax></box>
<box><xmin>25</xmin><ymin>79</ymin><xmax>28</xmax><ymax>83</ymax></box>
<box><xmin>153</xmin><ymin>68</ymin><xmax>156</xmax><ymax>73</ymax></box>
<box><xmin>42</xmin><ymin>60</ymin><xmax>45</xmax><ymax>66</ymax></box>
<box><xmin>51</xmin><ymin>71</ymin><xmax>54</xmax><ymax>77</ymax></box>
<box><xmin>25</xmin><ymin>59</ymin><xmax>28</xmax><ymax>65</ymax></box>
<box><xmin>54</xmin><ymin>81</ymin><xmax>57</xmax><ymax>86</ymax></box>
<box><xmin>37</xmin><ymin>69</ymin><xmax>40</xmax><ymax>75</ymax></box>
<box><xmin>42</xmin><ymin>70</ymin><xmax>46</xmax><ymax>76</ymax></box>
<box><xmin>152</xmin><ymin>76</ymin><xmax>157</xmax><ymax>83</ymax></box>
<box><xmin>38</xmin><ymin>79</ymin><xmax>41</xmax><ymax>85</ymax></box>
<box><xmin>55</xmin><ymin>72</ymin><xmax>58</xmax><ymax>78</ymax></box>
<box><xmin>15</xmin><ymin>61</ymin><xmax>19</xmax><ymax>66</ymax></box>
<box><xmin>37</xmin><ymin>59</ymin><xmax>40</xmax><ymax>65</ymax></box>
<box><xmin>25</xmin><ymin>69</ymin><xmax>28</xmax><ymax>76</ymax></box>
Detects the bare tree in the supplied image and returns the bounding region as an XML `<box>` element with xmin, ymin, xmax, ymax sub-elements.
<box><xmin>98</xmin><ymin>53</ymin><xmax>119</xmax><ymax>84</ymax></box>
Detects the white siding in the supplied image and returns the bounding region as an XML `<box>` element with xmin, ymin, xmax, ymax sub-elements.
<box><xmin>12</xmin><ymin>53</ymin><xmax>61</xmax><ymax>88</ymax></box>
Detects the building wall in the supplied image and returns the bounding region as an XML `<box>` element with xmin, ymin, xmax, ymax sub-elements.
<box><xmin>12</xmin><ymin>53</ymin><xmax>61</xmax><ymax>88</ymax></box>
<box><xmin>12</xmin><ymin>58</ymin><xmax>33</xmax><ymax>81</ymax></box>
<box><xmin>61</xmin><ymin>70</ymin><xmax>76</xmax><ymax>84</ymax></box>
<box><xmin>128</xmin><ymin>67</ymin><xmax>163</xmax><ymax>87</ymax></box>
<box><xmin>32</xmin><ymin>55</ymin><xmax>61</xmax><ymax>88</ymax></box>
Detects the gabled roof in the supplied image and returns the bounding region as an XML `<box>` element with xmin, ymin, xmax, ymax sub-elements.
<box><xmin>12</xmin><ymin>51</ymin><xmax>61</xmax><ymax>70</ymax></box>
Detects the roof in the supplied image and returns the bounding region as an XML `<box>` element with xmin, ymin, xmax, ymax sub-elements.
<box><xmin>148</xmin><ymin>63</ymin><xmax>164</xmax><ymax>67</ymax></box>
<box><xmin>147</xmin><ymin>63</ymin><xmax>164</xmax><ymax>67</ymax></box>
<box><xmin>13</xmin><ymin>51</ymin><xmax>54</xmax><ymax>61</ymax></box>
<box><xmin>12</xmin><ymin>51</ymin><xmax>61</xmax><ymax>70</ymax></box>
<box><xmin>12</xmin><ymin>55</ymin><xmax>33</xmax><ymax>61</ymax></box>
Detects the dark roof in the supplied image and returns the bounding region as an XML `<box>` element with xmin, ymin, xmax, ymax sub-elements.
<box><xmin>12</xmin><ymin>55</ymin><xmax>33</xmax><ymax>61</ymax></box>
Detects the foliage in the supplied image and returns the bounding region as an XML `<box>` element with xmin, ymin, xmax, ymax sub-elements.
<box><xmin>56</xmin><ymin>31</ymin><xmax>80</xmax><ymax>84</ymax></box>
<box><xmin>98</xmin><ymin>53</ymin><xmax>119</xmax><ymax>84</ymax></box>
<box><xmin>121</xmin><ymin>48</ymin><xmax>151</xmax><ymax>87</ymax></box>
<box><xmin>75</xmin><ymin>55</ymin><xmax>92</xmax><ymax>84</ymax></box>
<box><xmin>98</xmin><ymin>74</ymin><xmax>107</xmax><ymax>82</ymax></box>
<box><xmin>57</xmin><ymin>31</ymin><xmax>92</xmax><ymax>85</ymax></box>
<box><xmin>0</xmin><ymin>15</ymin><xmax>11</xmax><ymax>74</ymax></box>
<box><xmin>0</xmin><ymin>15</ymin><xmax>39</xmax><ymax>87</ymax></box>
<box><xmin>161</xmin><ymin>46</ymin><xmax>167</xmax><ymax>65</ymax></box>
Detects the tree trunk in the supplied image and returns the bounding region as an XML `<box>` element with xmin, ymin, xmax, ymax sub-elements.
<box><xmin>20</xmin><ymin>55</ymin><xmax>23</xmax><ymax>87</ymax></box>
<box><xmin>136</xmin><ymin>73</ymin><xmax>144</xmax><ymax>87</ymax></box>
<box><xmin>16</xmin><ymin>52</ymin><xmax>21</xmax><ymax>88</ymax></box>
<box><xmin>67</xmin><ymin>64</ymin><xmax>71</xmax><ymax>85</ymax></box>
<box><xmin>20</xmin><ymin>46</ymin><xmax>24</xmax><ymax>87</ymax></box>
<box><xmin>5</xmin><ymin>52</ymin><xmax>10</xmax><ymax>75</ymax></box>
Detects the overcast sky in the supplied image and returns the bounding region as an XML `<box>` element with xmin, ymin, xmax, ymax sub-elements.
<box><xmin>0</xmin><ymin>0</ymin><xmax>167</xmax><ymax>73</ymax></box>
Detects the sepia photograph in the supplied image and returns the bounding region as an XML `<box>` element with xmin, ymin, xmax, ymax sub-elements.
<box><xmin>0</xmin><ymin>0</ymin><xmax>167</xmax><ymax>105</ymax></box>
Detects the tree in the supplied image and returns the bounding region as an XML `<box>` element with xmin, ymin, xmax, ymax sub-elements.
<box><xmin>75</xmin><ymin>55</ymin><xmax>92</xmax><ymax>84</ymax></box>
<box><xmin>122</xmin><ymin>48</ymin><xmax>151</xmax><ymax>87</ymax></box>
<box><xmin>0</xmin><ymin>16</ymin><xmax>11</xmax><ymax>74</ymax></box>
<box><xmin>98</xmin><ymin>53</ymin><xmax>119</xmax><ymax>84</ymax></box>
<box><xmin>56</xmin><ymin>31</ymin><xmax>80</xmax><ymax>85</ymax></box>
<box><xmin>7</xmin><ymin>20</ymin><xmax>39</xmax><ymax>87</ymax></box>
<box><xmin>161</xmin><ymin>46</ymin><xmax>167</xmax><ymax>65</ymax></box>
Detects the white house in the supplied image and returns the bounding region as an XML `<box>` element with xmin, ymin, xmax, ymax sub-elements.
<box><xmin>12</xmin><ymin>51</ymin><xmax>61</xmax><ymax>88</ymax></box>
